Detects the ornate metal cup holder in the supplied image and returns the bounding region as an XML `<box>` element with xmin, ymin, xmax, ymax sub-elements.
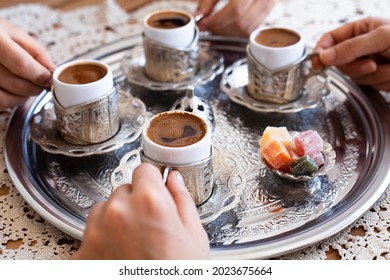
<box><xmin>29</xmin><ymin>89</ymin><xmax>148</xmax><ymax>157</ymax></box>
<box><xmin>111</xmin><ymin>144</ymin><xmax>247</xmax><ymax>224</ymax></box>
<box><xmin>121</xmin><ymin>42</ymin><xmax>224</xmax><ymax>91</ymax></box>
<box><xmin>220</xmin><ymin>58</ymin><xmax>330</xmax><ymax>113</ymax></box>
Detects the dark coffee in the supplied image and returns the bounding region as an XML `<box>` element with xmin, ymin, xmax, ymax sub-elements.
<box><xmin>58</xmin><ymin>63</ymin><xmax>107</xmax><ymax>84</ymax></box>
<box><xmin>147</xmin><ymin>11</ymin><xmax>190</xmax><ymax>29</ymax></box>
<box><xmin>255</xmin><ymin>28</ymin><xmax>300</xmax><ymax>48</ymax></box>
<box><xmin>147</xmin><ymin>112</ymin><xmax>207</xmax><ymax>148</ymax></box>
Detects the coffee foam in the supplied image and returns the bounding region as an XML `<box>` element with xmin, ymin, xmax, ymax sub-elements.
<box><xmin>147</xmin><ymin>112</ymin><xmax>207</xmax><ymax>148</ymax></box>
<box><xmin>58</xmin><ymin>64</ymin><xmax>107</xmax><ymax>84</ymax></box>
<box><xmin>147</xmin><ymin>11</ymin><xmax>190</xmax><ymax>29</ymax></box>
<box><xmin>255</xmin><ymin>28</ymin><xmax>300</xmax><ymax>48</ymax></box>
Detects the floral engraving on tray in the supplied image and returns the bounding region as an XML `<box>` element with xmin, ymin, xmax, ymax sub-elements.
<box><xmin>205</xmin><ymin>97</ymin><xmax>361</xmax><ymax>245</ymax></box>
<box><xmin>48</xmin><ymin>161</ymin><xmax>95</xmax><ymax>209</ymax></box>
<box><xmin>77</xmin><ymin>169</ymin><xmax>113</xmax><ymax>199</ymax></box>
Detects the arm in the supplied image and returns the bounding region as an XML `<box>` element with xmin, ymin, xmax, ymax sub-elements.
<box><xmin>72</xmin><ymin>163</ymin><xmax>209</xmax><ymax>260</ymax></box>
<box><xmin>314</xmin><ymin>16</ymin><xmax>390</xmax><ymax>91</ymax></box>
<box><xmin>0</xmin><ymin>18</ymin><xmax>55</xmax><ymax>109</ymax></box>
<box><xmin>194</xmin><ymin>0</ymin><xmax>275</xmax><ymax>37</ymax></box>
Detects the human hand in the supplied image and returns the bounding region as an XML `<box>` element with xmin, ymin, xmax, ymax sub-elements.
<box><xmin>72</xmin><ymin>163</ymin><xmax>210</xmax><ymax>260</ymax></box>
<box><xmin>313</xmin><ymin>16</ymin><xmax>390</xmax><ymax>91</ymax></box>
<box><xmin>0</xmin><ymin>18</ymin><xmax>56</xmax><ymax>109</ymax></box>
<box><xmin>194</xmin><ymin>0</ymin><xmax>275</xmax><ymax>37</ymax></box>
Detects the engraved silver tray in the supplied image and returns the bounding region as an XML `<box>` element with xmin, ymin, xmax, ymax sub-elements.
<box><xmin>4</xmin><ymin>34</ymin><xmax>390</xmax><ymax>259</ymax></box>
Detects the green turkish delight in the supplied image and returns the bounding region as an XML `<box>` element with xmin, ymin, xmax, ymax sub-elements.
<box><xmin>290</xmin><ymin>155</ymin><xmax>319</xmax><ymax>176</ymax></box>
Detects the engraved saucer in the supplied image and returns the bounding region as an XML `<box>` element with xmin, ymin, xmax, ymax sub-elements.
<box><xmin>111</xmin><ymin>145</ymin><xmax>246</xmax><ymax>224</ymax></box>
<box><xmin>220</xmin><ymin>58</ymin><xmax>330</xmax><ymax>113</ymax></box>
<box><xmin>261</xmin><ymin>141</ymin><xmax>336</xmax><ymax>183</ymax></box>
<box><xmin>121</xmin><ymin>42</ymin><xmax>224</xmax><ymax>91</ymax></box>
<box><xmin>30</xmin><ymin>90</ymin><xmax>147</xmax><ymax>157</ymax></box>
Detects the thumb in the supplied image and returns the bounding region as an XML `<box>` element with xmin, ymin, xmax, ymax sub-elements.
<box><xmin>166</xmin><ymin>170</ymin><xmax>200</xmax><ymax>227</ymax></box>
<box><xmin>194</xmin><ymin>0</ymin><xmax>219</xmax><ymax>17</ymax></box>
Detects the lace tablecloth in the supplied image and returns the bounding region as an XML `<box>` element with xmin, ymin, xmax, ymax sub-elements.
<box><xmin>0</xmin><ymin>0</ymin><xmax>389</xmax><ymax>260</ymax></box>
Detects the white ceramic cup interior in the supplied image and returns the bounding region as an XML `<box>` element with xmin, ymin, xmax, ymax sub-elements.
<box><xmin>249</xmin><ymin>27</ymin><xmax>305</xmax><ymax>71</ymax></box>
<box><xmin>142</xmin><ymin>111</ymin><xmax>211</xmax><ymax>165</ymax></box>
<box><xmin>143</xmin><ymin>9</ymin><xmax>196</xmax><ymax>49</ymax></box>
<box><xmin>52</xmin><ymin>59</ymin><xmax>114</xmax><ymax>108</ymax></box>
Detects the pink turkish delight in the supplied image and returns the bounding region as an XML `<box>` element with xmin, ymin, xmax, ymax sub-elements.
<box><xmin>293</xmin><ymin>130</ymin><xmax>323</xmax><ymax>158</ymax></box>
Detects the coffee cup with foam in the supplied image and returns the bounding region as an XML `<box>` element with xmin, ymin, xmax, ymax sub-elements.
<box><xmin>246</xmin><ymin>27</ymin><xmax>325</xmax><ymax>104</ymax></box>
<box><xmin>142</xmin><ymin>10</ymin><xmax>199</xmax><ymax>83</ymax></box>
<box><xmin>141</xmin><ymin>110</ymin><xmax>213</xmax><ymax>206</ymax></box>
<box><xmin>52</xmin><ymin>59</ymin><xmax>119</xmax><ymax>145</ymax></box>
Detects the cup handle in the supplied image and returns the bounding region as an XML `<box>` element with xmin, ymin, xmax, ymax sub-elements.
<box><xmin>303</xmin><ymin>52</ymin><xmax>330</xmax><ymax>96</ymax></box>
<box><xmin>110</xmin><ymin>149</ymin><xmax>141</xmax><ymax>189</ymax></box>
<box><xmin>162</xmin><ymin>166</ymin><xmax>172</xmax><ymax>185</ymax></box>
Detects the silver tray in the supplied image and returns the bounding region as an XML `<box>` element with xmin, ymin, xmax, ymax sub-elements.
<box><xmin>5</xmin><ymin>34</ymin><xmax>390</xmax><ymax>259</ymax></box>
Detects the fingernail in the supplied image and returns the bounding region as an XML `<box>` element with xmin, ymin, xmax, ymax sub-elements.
<box><xmin>360</xmin><ymin>60</ymin><xmax>377</xmax><ymax>74</ymax></box>
<box><xmin>172</xmin><ymin>171</ymin><xmax>185</xmax><ymax>186</ymax></box>
<box><xmin>194</xmin><ymin>13</ymin><xmax>204</xmax><ymax>23</ymax></box>
<box><xmin>321</xmin><ymin>48</ymin><xmax>336</xmax><ymax>62</ymax></box>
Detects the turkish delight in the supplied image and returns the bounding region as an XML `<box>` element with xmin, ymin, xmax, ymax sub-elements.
<box><xmin>259</xmin><ymin>126</ymin><xmax>325</xmax><ymax>176</ymax></box>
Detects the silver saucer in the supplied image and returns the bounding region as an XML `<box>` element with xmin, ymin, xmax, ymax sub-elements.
<box><xmin>121</xmin><ymin>42</ymin><xmax>224</xmax><ymax>91</ymax></box>
<box><xmin>30</xmin><ymin>90</ymin><xmax>147</xmax><ymax>157</ymax></box>
<box><xmin>111</xmin><ymin>144</ymin><xmax>246</xmax><ymax>224</ymax></box>
<box><xmin>262</xmin><ymin>141</ymin><xmax>336</xmax><ymax>182</ymax></box>
<box><xmin>220</xmin><ymin>58</ymin><xmax>330</xmax><ymax>113</ymax></box>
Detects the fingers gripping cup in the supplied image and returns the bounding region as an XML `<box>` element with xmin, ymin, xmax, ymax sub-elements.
<box><xmin>141</xmin><ymin>111</ymin><xmax>213</xmax><ymax>206</ymax></box>
<box><xmin>247</xmin><ymin>27</ymin><xmax>323</xmax><ymax>104</ymax></box>
<box><xmin>52</xmin><ymin>59</ymin><xmax>119</xmax><ymax>145</ymax></box>
<box><xmin>142</xmin><ymin>10</ymin><xmax>199</xmax><ymax>82</ymax></box>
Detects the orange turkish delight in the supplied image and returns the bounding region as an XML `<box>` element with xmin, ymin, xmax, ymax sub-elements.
<box><xmin>259</xmin><ymin>127</ymin><xmax>293</xmax><ymax>170</ymax></box>
<box><xmin>259</xmin><ymin>126</ymin><xmax>292</xmax><ymax>148</ymax></box>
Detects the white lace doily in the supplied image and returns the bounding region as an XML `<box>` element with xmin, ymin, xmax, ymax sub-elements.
<box><xmin>0</xmin><ymin>0</ymin><xmax>389</xmax><ymax>260</ymax></box>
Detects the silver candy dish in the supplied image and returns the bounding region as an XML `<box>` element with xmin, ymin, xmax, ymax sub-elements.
<box><xmin>121</xmin><ymin>42</ymin><xmax>224</xmax><ymax>91</ymax></box>
<box><xmin>29</xmin><ymin>89</ymin><xmax>147</xmax><ymax>157</ymax></box>
<box><xmin>220</xmin><ymin>58</ymin><xmax>330</xmax><ymax>113</ymax></box>
<box><xmin>4</xmin><ymin>35</ymin><xmax>390</xmax><ymax>259</ymax></box>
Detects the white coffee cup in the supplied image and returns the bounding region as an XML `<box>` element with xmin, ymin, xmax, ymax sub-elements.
<box><xmin>142</xmin><ymin>111</ymin><xmax>211</xmax><ymax>165</ymax></box>
<box><xmin>249</xmin><ymin>27</ymin><xmax>305</xmax><ymax>71</ymax></box>
<box><xmin>143</xmin><ymin>9</ymin><xmax>196</xmax><ymax>49</ymax></box>
<box><xmin>52</xmin><ymin>59</ymin><xmax>114</xmax><ymax>108</ymax></box>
